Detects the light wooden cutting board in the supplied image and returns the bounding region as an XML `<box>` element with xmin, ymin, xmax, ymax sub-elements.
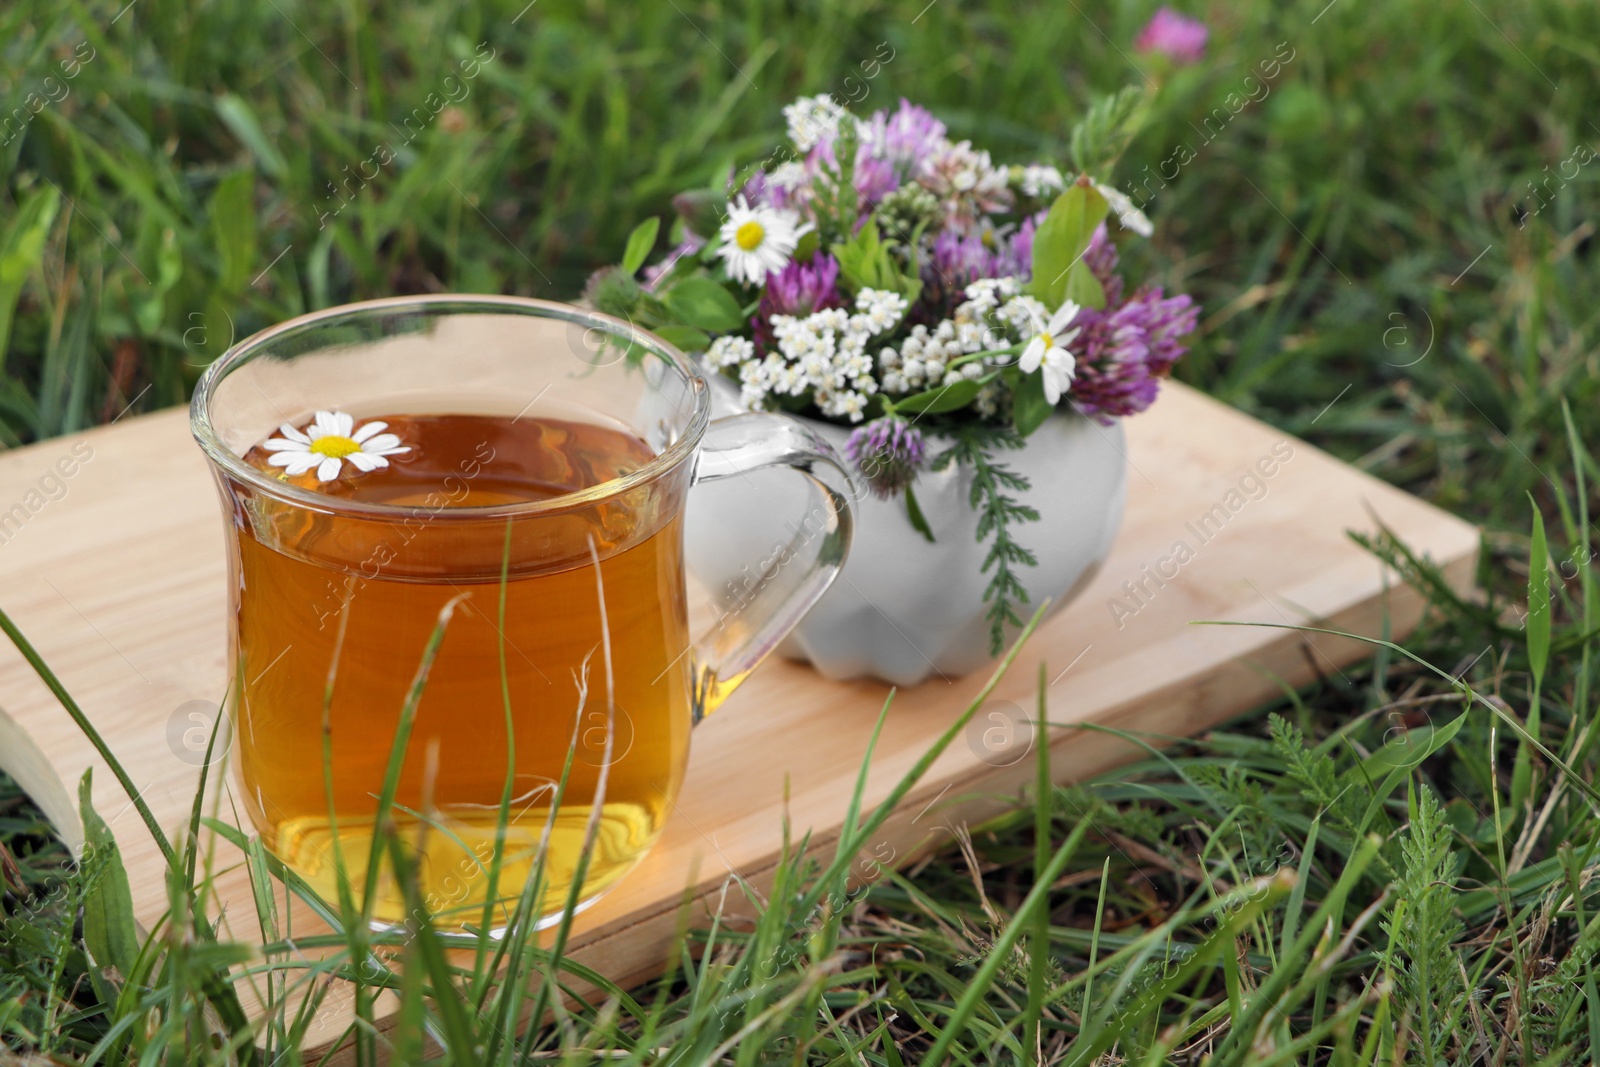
<box><xmin>0</xmin><ymin>382</ymin><xmax>1478</xmax><ymax>1056</ymax></box>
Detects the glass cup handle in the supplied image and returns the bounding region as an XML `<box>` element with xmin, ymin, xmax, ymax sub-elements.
<box><xmin>688</xmin><ymin>412</ymin><xmax>856</xmax><ymax>721</ymax></box>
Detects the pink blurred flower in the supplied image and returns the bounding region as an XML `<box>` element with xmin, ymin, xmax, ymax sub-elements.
<box><xmin>1134</xmin><ymin>7</ymin><xmax>1208</xmax><ymax>64</ymax></box>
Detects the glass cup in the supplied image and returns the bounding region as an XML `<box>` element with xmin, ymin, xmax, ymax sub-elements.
<box><xmin>190</xmin><ymin>295</ymin><xmax>853</xmax><ymax>927</ymax></box>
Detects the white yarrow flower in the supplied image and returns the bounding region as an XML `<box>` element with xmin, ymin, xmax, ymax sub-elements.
<box><xmin>855</xmin><ymin>287</ymin><xmax>908</xmax><ymax>333</ymax></box>
<box><xmin>783</xmin><ymin>94</ymin><xmax>848</xmax><ymax>152</ymax></box>
<box><xmin>1018</xmin><ymin>300</ymin><xmax>1083</xmax><ymax>405</ymax></box>
<box><xmin>769</xmin><ymin>161</ymin><xmax>809</xmax><ymax>191</ymax></box>
<box><xmin>263</xmin><ymin>410</ymin><xmax>410</xmax><ymax>483</ymax></box>
<box><xmin>1020</xmin><ymin>164</ymin><xmax>1065</xmax><ymax>198</ymax></box>
<box><xmin>717</xmin><ymin>197</ymin><xmax>811</xmax><ymax>286</ymax></box>
<box><xmin>706</xmin><ymin>335</ymin><xmax>756</xmax><ymax>369</ymax></box>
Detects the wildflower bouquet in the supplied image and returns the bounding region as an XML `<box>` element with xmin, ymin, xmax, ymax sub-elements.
<box><xmin>590</xmin><ymin>94</ymin><xmax>1198</xmax><ymax>651</ymax></box>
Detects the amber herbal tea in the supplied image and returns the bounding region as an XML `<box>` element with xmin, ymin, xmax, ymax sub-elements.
<box><xmin>232</xmin><ymin>411</ymin><xmax>692</xmax><ymax>924</ymax></box>
<box><xmin>193</xmin><ymin>297</ymin><xmax>853</xmax><ymax>932</ymax></box>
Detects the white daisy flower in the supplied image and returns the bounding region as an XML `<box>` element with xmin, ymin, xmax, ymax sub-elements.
<box><xmin>263</xmin><ymin>410</ymin><xmax>410</xmax><ymax>483</ymax></box>
<box><xmin>717</xmin><ymin>197</ymin><xmax>811</xmax><ymax>287</ymax></box>
<box><xmin>1095</xmin><ymin>181</ymin><xmax>1155</xmax><ymax>238</ymax></box>
<box><xmin>1018</xmin><ymin>300</ymin><xmax>1083</xmax><ymax>405</ymax></box>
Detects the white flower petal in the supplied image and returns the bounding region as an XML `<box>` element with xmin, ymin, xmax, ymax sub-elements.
<box><xmin>276</xmin><ymin>424</ymin><xmax>310</xmax><ymax>444</ymax></box>
<box><xmin>346</xmin><ymin>452</ymin><xmax>383</xmax><ymax>472</ymax></box>
<box><xmin>1018</xmin><ymin>336</ymin><xmax>1045</xmax><ymax>374</ymax></box>
<box><xmin>1043</xmin><ymin>372</ymin><xmax>1063</xmax><ymax>405</ymax></box>
<box><xmin>267</xmin><ymin>451</ymin><xmax>304</xmax><ymax>467</ymax></box>
<box><xmin>351</xmin><ymin>420</ymin><xmax>387</xmax><ymax>443</ymax></box>
<box><xmin>313</xmin><ymin>410</ymin><xmax>350</xmax><ymax>438</ymax></box>
<box><xmin>262</xmin><ymin>437</ymin><xmax>305</xmax><ymax>452</ymax></box>
<box><xmin>369</xmin><ymin>445</ymin><xmax>411</xmax><ymax>457</ymax></box>
<box><xmin>1048</xmin><ymin>300</ymin><xmax>1082</xmax><ymax>334</ymax></box>
<box><xmin>315</xmin><ymin>457</ymin><xmax>343</xmax><ymax>482</ymax></box>
<box><xmin>280</xmin><ymin>454</ymin><xmax>321</xmax><ymax>476</ymax></box>
<box><xmin>360</xmin><ymin>433</ymin><xmax>402</xmax><ymax>453</ymax></box>
<box><xmin>1039</xmin><ymin>348</ymin><xmax>1076</xmax><ymax>406</ymax></box>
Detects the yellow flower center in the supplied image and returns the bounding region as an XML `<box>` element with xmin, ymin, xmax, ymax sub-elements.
<box><xmin>735</xmin><ymin>220</ymin><xmax>766</xmax><ymax>251</ymax></box>
<box><xmin>309</xmin><ymin>434</ymin><xmax>361</xmax><ymax>459</ymax></box>
<box><xmin>1039</xmin><ymin>333</ymin><xmax>1054</xmax><ymax>351</ymax></box>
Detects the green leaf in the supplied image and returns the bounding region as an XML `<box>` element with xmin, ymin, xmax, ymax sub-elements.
<box><xmin>904</xmin><ymin>483</ymin><xmax>936</xmax><ymax>543</ymax></box>
<box><xmin>1361</xmin><ymin>713</ymin><xmax>1467</xmax><ymax>779</ymax></box>
<box><xmin>1011</xmin><ymin>369</ymin><xmax>1054</xmax><ymax>437</ymax></box>
<box><xmin>215</xmin><ymin>93</ymin><xmax>288</xmax><ymax>179</ymax></box>
<box><xmin>0</xmin><ymin>187</ymin><xmax>60</xmax><ymax>371</ymax></box>
<box><xmin>78</xmin><ymin>770</ymin><xmax>142</xmax><ymax>981</ymax></box>
<box><xmin>621</xmin><ymin>216</ymin><xmax>660</xmax><ymax>275</ymax></box>
<box><xmin>830</xmin><ymin>218</ymin><xmax>922</xmax><ymax>304</ymax></box>
<box><xmin>831</xmin><ymin>216</ymin><xmax>886</xmax><ymax>293</ymax></box>
<box><xmin>1064</xmin><ymin>257</ymin><xmax>1107</xmax><ymax>310</ymax></box>
<box><xmin>651</xmin><ymin>324</ymin><xmax>711</xmax><ymax>353</ymax></box>
<box><xmin>1527</xmin><ymin>498</ymin><xmax>1550</xmax><ymax>688</ymax></box>
<box><xmin>209</xmin><ymin>169</ymin><xmax>258</xmax><ymax>294</ymax></box>
<box><xmin>1356</xmin><ymin>714</ymin><xmax>1467</xmax><ymax>836</ymax></box>
<box><xmin>1028</xmin><ymin>182</ymin><xmax>1109</xmax><ymax>308</ymax></box>
<box><xmin>793</xmin><ymin>228</ymin><xmax>820</xmax><ymax>263</ymax></box>
<box><xmin>893</xmin><ymin>377</ymin><xmax>983</xmax><ymax>415</ymax></box>
<box><xmin>130</xmin><ymin>226</ymin><xmax>183</xmax><ymax>336</ymax></box>
<box><xmin>662</xmin><ymin>277</ymin><xmax>746</xmax><ymax>332</ymax></box>
<box><xmin>385</xmin><ymin>835</ymin><xmax>479</xmax><ymax>1061</ymax></box>
<box><xmin>671</xmin><ymin>188</ymin><xmax>725</xmax><ymax>238</ymax></box>
<box><xmin>1069</xmin><ymin>86</ymin><xmax>1149</xmax><ymax>177</ymax></box>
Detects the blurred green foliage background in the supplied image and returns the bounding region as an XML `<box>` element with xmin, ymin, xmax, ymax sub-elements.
<box><xmin>0</xmin><ymin>0</ymin><xmax>1593</xmax><ymax>542</ymax></box>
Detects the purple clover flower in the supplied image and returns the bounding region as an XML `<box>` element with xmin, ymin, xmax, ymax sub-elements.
<box><xmin>740</xmin><ymin>169</ymin><xmax>775</xmax><ymax>208</ymax></box>
<box><xmin>740</xmin><ymin>163</ymin><xmax>811</xmax><ymax>212</ymax></box>
<box><xmin>1082</xmin><ymin>222</ymin><xmax>1126</xmax><ymax>305</ymax></box>
<box><xmin>808</xmin><ymin>135</ymin><xmax>901</xmax><ymax>209</ymax></box>
<box><xmin>1068</xmin><ymin>286</ymin><xmax>1198</xmax><ymax>423</ymax></box>
<box><xmin>927</xmin><ymin>230</ymin><xmax>1008</xmax><ymax>287</ymax></box>
<box><xmin>858</xmin><ymin>99</ymin><xmax>948</xmax><ymax>179</ymax></box>
<box><xmin>845</xmin><ymin>416</ymin><xmax>928</xmax><ymax>499</ymax></box>
<box><xmin>759</xmin><ymin>252</ymin><xmax>843</xmax><ymax>317</ymax></box>
<box><xmin>1064</xmin><ymin>304</ymin><xmax>1159</xmax><ymax>424</ymax></box>
<box><xmin>800</xmin><ymin>99</ymin><xmax>948</xmax><ymax>213</ymax></box>
<box><xmin>752</xmin><ymin>252</ymin><xmax>844</xmax><ymax>354</ymax></box>
<box><xmin>1134</xmin><ymin>7</ymin><xmax>1208</xmax><ymax>64</ymax></box>
<box><xmin>1131</xmin><ymin>286</ymin><xmax>1200</xmax><ymax>377</ymax></box>
<box><xmin>1006</xmin><ymin>212</ymin><xmax>1045</xmax><ymax>280</ymax></box>
<box><xmin>853</xmin><ymin>155</ymin><xmax>900</xmax><ymax>204</ymax></box>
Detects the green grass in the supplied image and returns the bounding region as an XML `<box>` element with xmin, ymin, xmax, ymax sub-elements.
<box><xmin>3</xmin><ymin>0</ymin><xmax>1600</xmax><ymax>1061</ymax></box>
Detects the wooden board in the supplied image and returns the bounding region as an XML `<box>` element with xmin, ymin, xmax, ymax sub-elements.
<box><xmin>0</xmin><ymin>382</ymin><xmax>1478</xmax><ymax>1054</ymax></box>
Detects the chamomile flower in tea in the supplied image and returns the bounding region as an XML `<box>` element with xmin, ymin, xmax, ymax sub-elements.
<box><xmin>261</xmin><ymin>410</ymin><xmax>410</xmax><ymax>482</ymax></box>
